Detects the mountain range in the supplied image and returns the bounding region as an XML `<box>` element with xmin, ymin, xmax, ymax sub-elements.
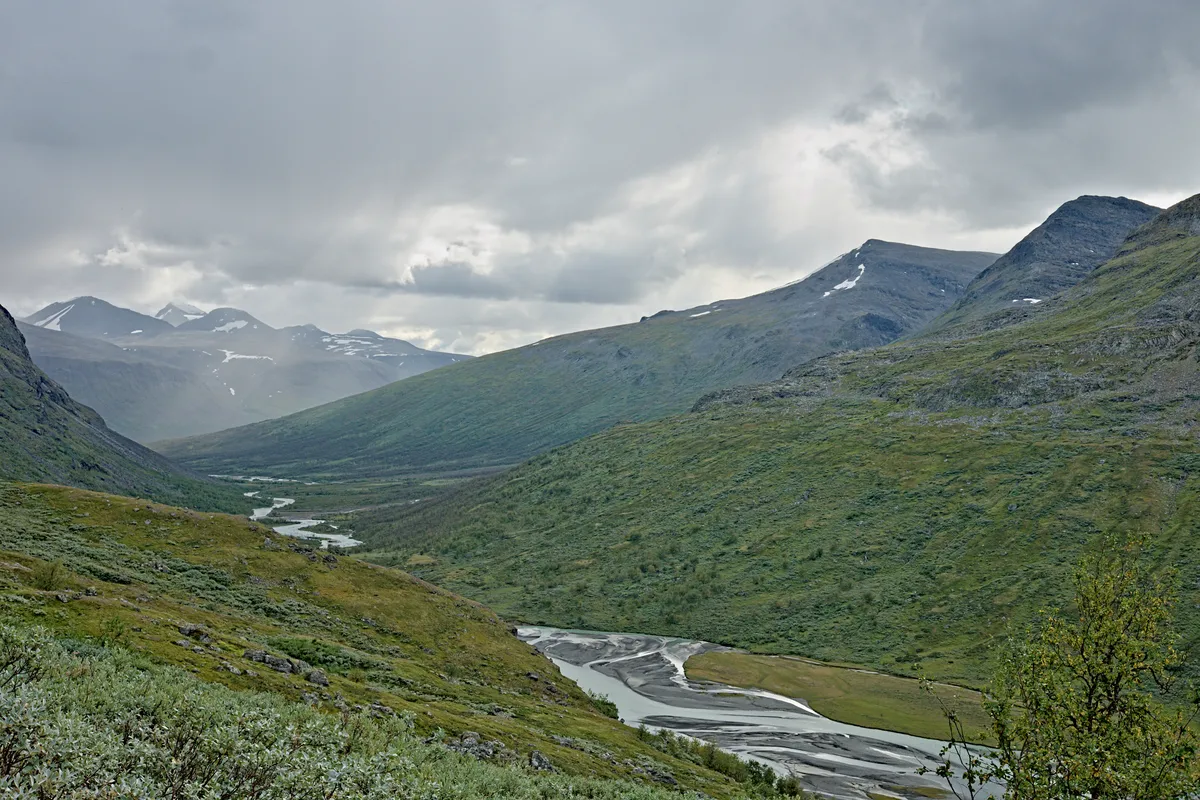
<box><xmin>18</xmin><ymin>297</ymin><xmax>469</xmax><ymax>442</ymax></box>
<box><xmin>0</xmin><ymin>302</ymin><xmax>243</xmax><ymax>510</ymax></box>
<box><xmin>339</xmin><ymin>194</ymin><xmax>1200</xmax><ymax>686</ymax></box>
<box><xmin>1</xmin><ymin>190</ymin><xmax>1193</xmax><ymax>798</ymax></box>
<box><xmin>157</xmin><ymin>240</ymin><xmax>999</xmax><ymax>478</ymax></box>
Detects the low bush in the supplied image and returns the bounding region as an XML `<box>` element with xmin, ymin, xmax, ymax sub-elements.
<box><xmin>0</xmin><ymin>623</ymin><xmax>690</xmax><ymax>799</ymax></box>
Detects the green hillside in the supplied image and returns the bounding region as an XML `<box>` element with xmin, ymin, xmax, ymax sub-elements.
<box><xmin>157</xmin><ymin>241</ymin><xmax>996</xmax><ymax>479</ymax></box>
<box><xmin>0</xmin><ymin>482</ymin><xmax>778</xmax><ymax>798</ymax></box>
<box><xmin>357</xmin><ymin>195</ymin><xmax>1200</xmax><ymax>686</ymax></box>
<box><xmin>0</xmin><ymin>303</ymin><xmax>245</xmax><ymax>512</ymax></box>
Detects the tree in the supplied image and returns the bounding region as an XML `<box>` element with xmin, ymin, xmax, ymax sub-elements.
<box><xmin>927</xmin><ymin>548</ymin><xmax>1200</xmax><ymax>799</ymax></box>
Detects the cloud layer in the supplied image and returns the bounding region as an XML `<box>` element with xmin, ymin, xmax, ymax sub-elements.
<box><xmin>3</xmin><ymin>1</ymin><xmax>1198</xmax><ymax>352</ymax></box>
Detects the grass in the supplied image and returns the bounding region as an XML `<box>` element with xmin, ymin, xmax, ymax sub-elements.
<box><xmin>687</xmin><ymin>651</ymin><xmax>992</xmax><ymax>743</ymax></box>
<box><xmin>0</xmin><ymin>481</ymin><xmax>788</xmax><ymax>797</ymax></box>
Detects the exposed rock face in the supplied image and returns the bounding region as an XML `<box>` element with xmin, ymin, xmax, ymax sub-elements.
<box><xmin>242</xmin><ymin>648</ymin><xmax>311</xmax><ymax>674</ymax></box>
<box><xmin>1124</xmin><ymin>193</ymin><xmax>1200</xmax><ymax>250</ymax></box>
<box><xmin>305</xmin><ymin>668</ymin><xmax>330</xmax><ymax>686</ymax></box>
<box><xmin>444</xmin><ymin>731</ymin><xmax>517</xmax><ymax>763</ymax></box>
<box><xmin>932</xmin><ymin>195</ymin><xmax>1161</xmax><ymax>330</ymax></box>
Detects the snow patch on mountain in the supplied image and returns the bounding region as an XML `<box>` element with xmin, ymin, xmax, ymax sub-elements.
<box><xmin>823</xmin><ymin>264</ymin><xmax>866</xmax><ymax>298</ymax></box>
<box><xmin>220</xmin><ymin>350</ymin><xmax>274</xmax><ymax>363</ymax></box>
<box><xmin>32</xmin><ymin>305</ymin><xmax>75</xmax><ymax>331</ymax></box>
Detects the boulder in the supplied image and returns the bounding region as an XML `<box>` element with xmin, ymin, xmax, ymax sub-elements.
<box><xmin>529</xmin><ymin>751</ymin><xmax>554</xmax><ymax>771</ymax></box>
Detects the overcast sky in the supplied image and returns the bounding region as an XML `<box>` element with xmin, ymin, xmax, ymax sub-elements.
<box><xmin>2</xmin><ymin>1</ymin><xmax>1198</xmax><ymax>354</ymax></box>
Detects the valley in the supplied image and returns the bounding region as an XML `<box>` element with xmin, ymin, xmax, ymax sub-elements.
<box><xmin>19</xmin><ymin>298</ymin><xmax>469</xmax><ymax>442</ymax></box>
<box><xmin>8</xmin><ymin>7</ymin><xmax>1199</xmax><ymax>796</ymax></box>
<box><xmin>347</xmin><ymin>197</ymin><xmax>1200</xmax><ymax>691</ymax></box>
<box><xmin>0</xmin><ymin>482</ymin><xmax>775</xmax><ymax>797</ymax></box>
<box><xmin>4</xmin><ymin>195</ymin><xmax>1198</xmax><ymax>796</ymax></box>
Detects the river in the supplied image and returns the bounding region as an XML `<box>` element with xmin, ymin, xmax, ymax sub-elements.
<box><xmin>246</xmin><ymin>493</ymin><xmax>363</xmax><ymax>549</ymax></box>
<box><xmin>520</xmin><ymin>626</ymin><xmax>996</xmax><ymax>800</ymax></box>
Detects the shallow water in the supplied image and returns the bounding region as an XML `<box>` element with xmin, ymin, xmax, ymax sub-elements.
<box><xmin>247</xmin><ymin>494</ymin><xmax>363</xmax><ymax>549</ymax></box>
<box><xmin>520</xmin><ymin>626</ymin><xmax>996</xmax><ymax>800</ymax></box>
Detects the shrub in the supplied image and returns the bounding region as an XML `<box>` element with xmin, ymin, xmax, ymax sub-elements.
<box><xmin>29</xmin><ymin>560</ymin><xmax>65</xmax><ymax>591</ymax></box>
<box><xmin>0</xmin><ymin>624</ymin><xmax>686</xmax><ymax>799</ymax></box>
<box><xmin>587</xmin><ymin>690</ymin><xmax>619</xmax><ymax>719</ymax></box>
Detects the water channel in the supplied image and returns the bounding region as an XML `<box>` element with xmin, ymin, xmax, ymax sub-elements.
<box><xmin>520</xmin><ymin>626</ymin><xmax>996</xmax><ymax>800</ymax></box>
<box><xmin>246</xmin><ymin>492</ymin><xmax>363</xmax><ymax>549</ymax></box>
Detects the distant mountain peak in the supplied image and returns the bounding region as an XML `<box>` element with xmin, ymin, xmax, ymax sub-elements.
<box><xmin>178</xmin><ymin>307</ymin><xmax>270</xmax><ymax>333</ymax></box>
<box><xmin>928</xmin><ymin>194</ymin><xmax>1161</xmax><ymax>331</ymax></box>
<box><xmin>24</xmin><ymin>297</ymin><xmax>171</xmax><ymax>337</ymax></box>
<box><xmin>155</xmin><ymin>301</ymin><xmax>208</xmax><ymax>327</ymax></box>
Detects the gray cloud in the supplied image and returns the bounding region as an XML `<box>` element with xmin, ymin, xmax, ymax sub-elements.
<box><xmin>1</xmin><ymin>1</ymin><xmax>1198</xmax><ymax>353</ymax></box>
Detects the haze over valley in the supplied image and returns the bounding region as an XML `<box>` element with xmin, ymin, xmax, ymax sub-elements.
<box><xmin>4</xmin><ymin>3</ymin><xmax>1200</xmax><ymax>798</ymax></box>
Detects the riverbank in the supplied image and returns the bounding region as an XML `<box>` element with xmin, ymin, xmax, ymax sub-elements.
<box><xmin>687</xmin><ymin>651</ymin><xmax>992</xmax><ymax>745</ymax></box>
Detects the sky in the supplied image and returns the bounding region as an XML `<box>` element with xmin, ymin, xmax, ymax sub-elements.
<box><xmin>2</xmin><ymin>1</ymin><xmax>1198</xmax><ymax>355</ymax></box>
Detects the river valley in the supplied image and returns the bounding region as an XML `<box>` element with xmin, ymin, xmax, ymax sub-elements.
<box><xmin>521</xmin><ymin>627</ymin><xmax>996</xmax><ymax>800</ymax></box>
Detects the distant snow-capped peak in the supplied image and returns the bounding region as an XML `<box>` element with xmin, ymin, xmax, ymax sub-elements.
<box><xmin>155</xmin><ymin>301</ymin><xmax>207</xmax><ymax>327</ymax></box>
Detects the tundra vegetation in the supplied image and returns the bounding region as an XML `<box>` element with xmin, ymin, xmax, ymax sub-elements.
<box><xmin>0</xmin><ymin>482</ymin><xmax>805</xmax><ymax>798</ymax></box>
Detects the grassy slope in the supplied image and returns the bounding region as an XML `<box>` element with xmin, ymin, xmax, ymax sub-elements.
<box><xmin>0</xmin><ymin>482</ymin><xmax>753</xmax><ymax>797</ymax></box>
<box><xmin>0</xmin><ymin>305</ymin><xmax>247</xmax><ymax>513</ymax></box>
<box><xmin>1</xmin><ymin>631</ymin><xmax>695</xmax><ymax>799</ymax></box>
<box><xmin>358</xmin><ymin>205</ymin><xmax>1200</xmax><ymax>687</ymax></box>
<box><xmin>157</xmin><ymin>242</ymin><xmax>996</xmax><ymax>479</ymax></box>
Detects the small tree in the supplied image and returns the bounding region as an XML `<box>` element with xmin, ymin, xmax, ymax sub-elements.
<box><xmin>928</xmin><ymin>548</ymin><xmax>1200</xmax><ymax>800</ymax></box>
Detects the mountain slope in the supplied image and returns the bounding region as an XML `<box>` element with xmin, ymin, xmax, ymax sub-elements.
<box><xmin>0</xmin><ymin>302</ymin><xmax>242</xmax><ymax>511</ymax></box>
<box><xmin>0</xmin><ymin>482</ymin><xmax>752</xmax><ymax>798</ymax></box>
<box><xmin>158</xmin><ymin>240</ymin><xmax>998</xmax><ymax>478</ymax></box>
<box><xmin>20</xmin><ymin>303</ymin><xmax>469</xmax><ymax>442</ymax></box>
<box><xmin>929</xmin><ymin>195</ymin><xmax>1160</xmax><ymax>332</ymax></box>
<box><xmin>356</xmin><ymin>194</ymin><xmax>1200</xmax><ymax>685</ymax></box>
<box><xmin>24</xmin><ymin>296</ymin><xmax>173</xmax><ymax>338</ymax></box>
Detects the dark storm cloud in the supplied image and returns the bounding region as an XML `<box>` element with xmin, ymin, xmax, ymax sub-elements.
<box><xmin>1</xmin><ymin>1</ymin><xmax>1198</xmax><ymax>352</ymax></box>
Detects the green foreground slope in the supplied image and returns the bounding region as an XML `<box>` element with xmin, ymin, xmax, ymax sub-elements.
<box><xmin>0</xmin><ymin>303</ymin><xmax>245</xmax><ymax>512</ymax></box>
<box><xmin>0</xmin><ymin>482</ymin><xmax>765</xmax><ymax>797</ymax></box>
<box><xmin>158</xmin><ymin>241</ymin><xmax>995</xmax><ymax>479</ymax></box>
<box><xmin>361</xmin><ymin>196</ymin><xmax>1200</xmax><ymax>686</ymax></box>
